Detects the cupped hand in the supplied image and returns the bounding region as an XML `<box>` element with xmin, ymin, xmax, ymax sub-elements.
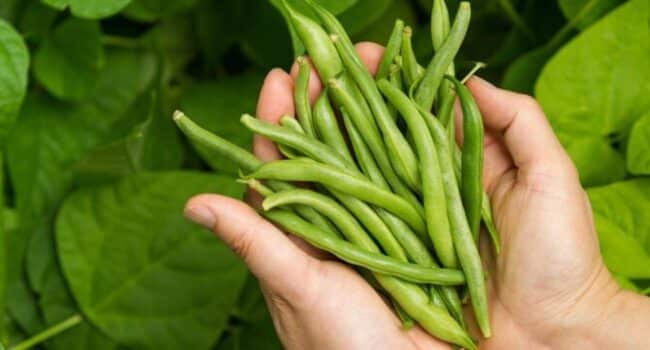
<box><xmin>184</xmin><ymin>43</ymin><xmax>621</xmax><ymax>349</ymax></box>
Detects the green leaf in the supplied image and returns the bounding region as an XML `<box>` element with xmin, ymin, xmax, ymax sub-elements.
<box><xmin>502</xmin><ymin>46</ymin><xmax>552</xmax><ymax>94</ymax></box>
<box><xmin>42</xmin><ymin>0</ymin><xmax>132</xmax><ymax>19</ymax></box>
<box><xmin>0</xmin><ymin>20</ymin><xmax>29</xmax><ymax>145</ymax></box>
<box><xmin>558</xmin><ymin>0</ymin><xmax>625</xmax><ymax>30</ymax></box>
<box><xmin>8</xmin><ymin>49</ymin><xmax>157</xmax><ymax>222</ymax></box>
<box><xmin>626</xmin><ymin>112</ymin><xmax>650</xmax><ymax>175</ymax></box>
<box><xmin>56</xmin><ymin>172</ymin><xmax>248</xmax><ymax>350</ymax></box>
<box><xmin>0</xmin><ymin>154</ymin><xmax>5</xmax><ymax>343</ymax></box>
<box><xmin>563</xmin><ymin>135</ymin><xmax>627</xmax><ymax>187</ymax></box>
<box><xmin>180</xmin><ymin>73</ymin><xmax>262</xmax><ymax>174</ymax></box>
<box><xmin>240</xmin><ymin>0</ymin><xmax>293</xmax><ymax>68</ymax></box>
<box><xmin>26</xmin><ymin>225</ymin><xmax>56</xmax><ymax>295</ymax></box>
<box><xmin>33</xmin><ymin>18</ymin><xmax>105</xmax><ymax>100</ymax></box>
<box><xmin>195</xmin><ymin>0</ymin><xmax>244</xmax><ymax>69</ymax></box>
<box><xmin>339</xmin><ymin>0</ymin><xmax>392</xmax><ymax>37</ymax></box>
<box><xmin>74</xmin><ymin>93</ymin><xmax>184</xmax><ymax>185</ymax></box>
<box><xmin>123</xmin><ymin>0</ymin><xmax>199</xmax><ymax>22</ymax></box>
<box><xmin>18</xmin><ymin>1</ymin><xmax>58</xmax><ymax>43</ymax></box>
<box><xmin>6</xmin><ymin>226</ymin><xmax>44</xmax><ymax>335</ymax></box>
<box><xmin>39</xmin><ymin>265</ymin><xmax>120</xmax><ymax>350</ymax></box>
<box><xmin>587</xmin><ymin>178</ymin><xmax>650</xmax><ymax>279</ymax></box>
<box><xmin>536</xmin><ymin>0</ymin><xmax>650</xmax><ymax>139</ymax></box>
<box><xmin>352</xmin><ymin>0</ymin><xmax>416</xmax><ymax>45</ymax></box>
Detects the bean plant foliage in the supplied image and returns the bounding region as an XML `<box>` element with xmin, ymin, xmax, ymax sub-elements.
<box><xmin>0</xmin><ymin>0</ymin><xmax>648</xmax><ymax>349</ymax></box>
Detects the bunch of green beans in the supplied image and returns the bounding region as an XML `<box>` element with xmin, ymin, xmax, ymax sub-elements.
<box><xmin>173</xmin><ymin>1</ymin><xmax>503</xmax><ymax>348</ymax></box>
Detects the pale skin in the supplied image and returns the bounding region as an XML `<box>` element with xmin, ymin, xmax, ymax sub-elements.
<box><xmin>185</xmin><ymin>43</ymin><xmax>650</xmax><ymax>349</ymax></box>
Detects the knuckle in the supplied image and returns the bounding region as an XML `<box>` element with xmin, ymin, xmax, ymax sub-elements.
<box><xmin>516</xmin><ymin>94</ymin><xmax>542</xmax><ymax>112</ymax></box>
<box><xmin>228</xmin><ymin>227</ymin><xmax>257</xmax><ymax>263</ymax></box>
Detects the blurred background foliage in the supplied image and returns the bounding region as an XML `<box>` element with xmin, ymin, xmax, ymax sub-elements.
<box><xmin>0</xmin><ymin>0</ymin><xmax>648</xmax><ymax>349</ymax></box>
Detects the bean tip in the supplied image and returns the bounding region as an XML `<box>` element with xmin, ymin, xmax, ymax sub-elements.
<box><xmin>327</xmin><ymin>78</ymin><xmax>340</xmax><ymax>88</ymax></box>
<box><xmin>330</xmin><ymin>34</ymin><xmax>340</xmax><ymax>43</ymax></box>
<box><xmin>403</xmin><ymin>26</ymin><xmax>412</xmax><ymax>36</ymax></box>
<box><xmin>172</xmin><ymin>110</ymin><xmax>185</xmax><ymax>122</ymax></box>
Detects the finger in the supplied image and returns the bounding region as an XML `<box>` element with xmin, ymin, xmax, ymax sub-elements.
<box><xmin>254</xmin><ymin>68</ymin><xmax>294</xmax><ymax>162</ymax></box>
<box><xmin>354</xmin><ymin>42</ymin><xmax>385</xmax><ymax>76</ymax></box>
<box><xmin>465</xmin><ymin>77</ymin><xmax>578</xmax><ymax>185</ymax></box>
<box><xmin>185</xmin><ymin>194</ymin><xmax>317</xmax><ymax>297</ymax></box>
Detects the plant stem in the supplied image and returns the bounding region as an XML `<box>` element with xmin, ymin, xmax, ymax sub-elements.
<box><xmin>10</xmin><ymin>315</ymin><xmax>83</xmax><ymax>350</ymax></box>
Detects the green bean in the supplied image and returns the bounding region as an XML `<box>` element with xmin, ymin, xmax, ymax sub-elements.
<box><xmin>277</xmin><ymin>116</ymin><xmax>304</xmax><ymax>159</ymax></box>
<box><xmin>481</xmin><ymin>195</ymin><xmax>501</xmax><ymax>254</ymax></box>
<box><xmin>328</xmin><ymin>78</ymin><xmax>422</xmax><ymax>211</ymax></box>
<box><xmin>312</xmin><ymin>91</ymin><xmax>355</xmax><ymax>164</ymax></box>
<box><xmin>342</xmin><ymin>109</ymin><xmax>389</xmax><ymax>189</ymax></box>
<box><xmin>264</xmin><ymin>209</ymin><xmax>464</xmax><ymax>285</ymax></box>
<box><xmin>392</xmin><ymin>299</ymin><xmax>415</xmax><ymax>330</ymax></box>
<box><xmin>423</xmin><ymin>110</ymin><xmax>491</xmax><ymax>338</ymax></box>
<box><xmin>331</xmin><ymin>34</ymin><xmax>420</xmax><ymax>192</ymax></box>
<box><xmin>294</xmin><ymin>56</ymin><xmax>315</xmax><ymax>137</ymax></box>
<box><xmin>246</xmin><ymin>159</ymin><xmax>426</xmax><ymax>234</ymax></box>
<box><xmin>264</xmin><ymin>189</ymin><xmax>408</xmax><ymax>262</ymax></box>
<box><xmin>174</xmin><ymin>111</ymin><xmax>342</xmax><ymax>237</ymax></box>
<box><xmin>414</xmin><ymin>2</ymin><xmax>471</xmax><ymax>111</ymax></box>
<box><xmin>460</xmin><ymin>61</ymin><xmax>487</xmax><ymax>84</ymax></box>
<box><xmin>280</xmin><ymin>0</ymin><xmax>341</xmax><ymax>81</ymax></box>
<box><xmin>265</xmin><ymin>209</ymin><xmax>475</xmax><ymax>349</ymax></box>
<box><xmin>378</xmin><ymin>79</ymin><xmax>457</xmax><ymax>269</ymax></box>
<box><xmin>446</xmin><ymin>76</ymin><xmax>483</xmax><ymax>243</ymax></box>
<box><xmin>401</xmin><ymin>26</ymin><xmax>424</xmax><ymax>89</ymax></box>
<box><xmin>376</xmin><ymin>19</ymin><xmax>405</xmax><ymax>81</ymax></box>
<box><xmin>241</xmin><ymin>114</ymin><xmax>352</xmax><ymax>169</ymax></box>
<box><xmin>431</xmin><ymin>0</ymin><xmax>451</xmax><ymax>51</ymax></box>
<box><xmin>388</xmin><ymin>64</ymin><xmax>403</xmax><ymax>120</ymax></box>
<box><xmin>174</xmin><ymin>111</ymin><xmax>259</xmax><ymax>171</ymax></box>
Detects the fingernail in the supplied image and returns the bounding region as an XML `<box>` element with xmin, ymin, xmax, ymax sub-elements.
<box><xmin>185</xmin><ymin>205</ymin><xmax>216</xmax><ymax>229</ymax></box>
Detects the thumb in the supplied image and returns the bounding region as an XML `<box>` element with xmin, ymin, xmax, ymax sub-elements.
<box><xmin>184</xmin><ymin>194</ymin><xmax>315</xmax><ymax>297</ymax></box>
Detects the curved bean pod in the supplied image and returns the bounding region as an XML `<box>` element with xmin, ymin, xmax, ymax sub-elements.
<box><xmin>241</xmin><ymin>114</ymin><xmax>353</xmax><ymax>169</ymax></box>
<box><xmin>376</xmin><ymin>19</ymin><xmax>405</xmax><ymax>81</ymax></box>
<box><xmin>246</xmin><ymin>159</ymin><xmax>426</xmax><ymax>234</ymax></box>
<box><xmin>263</xmin><ymin>209</ymin><xmax>464</xmax><ymax>285</ymax></box>
<box><xmin>414</xmin><ymin>2</ymin><xmax>471</xmax><ymax>111</ymax></box>
<box><xmin>401</xmin><ymin>26</ymin><xmax>424</xmax><ymax>89</ymax></box>
<box><xmin>446</xmin><ymin>76</ymin><xmax>484</xmax><ymax>243</ymax></box>
<box><xmin>264</xmin><ymin>188</ymin><xmax>408</xmax><ymax>262</ymax></box>
<box><xmin>174</xmin><ymin>111</ymin><xmax>340</xmax><ymax>236</ymax></box>
<box><xmin>423</xmin><ymin>109</ymin><xmax>491</xmax><ymax>338</ymax></box>
<box><xmin>377</xmin><ymin>79</ymin><xmax>457</xmax><ymax>269</ymax></box>
<box><xmin>294</xmin><ymin>56</ymin><xmax>315</xmax><ymax>137</ymax></box>
<box><xmin>312</xmin><ymin>91</ymin><xmax>355</xmax><ymax>164</ymax></box>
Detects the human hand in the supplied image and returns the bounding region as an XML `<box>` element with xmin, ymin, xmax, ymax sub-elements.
<box><xmin>184</xmin><ymin>43</ymin><xmax>648</xmax><ymax>349</ymax></box>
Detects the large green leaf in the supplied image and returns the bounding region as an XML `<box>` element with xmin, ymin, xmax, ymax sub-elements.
<box><xmin>8</xmin><ymin>49</ymin><xmax>157</xmax><ymax>223</ymax></box>
<box><xmin>339</xmin><ymin>0</ymin><xmax>393</xmax><ymax>37</ymax></box>
<box><xmin>626</xmin><ymin>112</ymin><xmax>650</xmax><ymax>175</ymax></box>
<box><xmin>0</xmin><ymin>20</ymin><xmax>29</xmax><ymax>145</ymax></box>
<box><xmin>123</xmin><ymin>0</ymin><xmax>200</xmax><ymax>22</ymax></box>
<box><xmin>42</xmin><ymin>0</ymin><xmax>132</xmax><ymax>19</ymax></box>
<box><xmin>57</xmin><ymin>172</ymin><xmax>248</xmax><ymax>350</ymax></box>
<box><xmin>558</xmin><ymin>0</ymin><xmax>625</xmax><ymax>30</ymax></box>
<box><xmin>39</xmin><ymin>264</ymin><xmax>120</xmax><ymax>350</ymax></box>
<box><xmin>536</xmin><ymin>0</ymin><xmax>650</xmax><ymax>138</ymax></box>
<box><xmin>353</xmin><ymin>0</ymin><xmax>416</xmax><ymax>47</ymax></box>
<box><xmin>180</xmin><ymin>73</ymin><xmax>262</xmax><ymax>174</ymax></box>
<box><xmin>33</xmin><ymin>18</ymin><xmax>105</xmax><ymax>100</ymax></box>
<box><xmin>241</xmin><ymin>0</ymin><xmax>293</xmax><ymax>68</ymax></box>
<box><xmin>588</xmin><ymin>179</ymin><xmax>650</xmax><ymax>278</ymax></box>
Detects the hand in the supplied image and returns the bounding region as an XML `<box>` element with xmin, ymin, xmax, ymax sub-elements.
<box><xmin>184</xmin><ymin>43</ymin><xmax>649</xmax><ymax>349</ymax></box>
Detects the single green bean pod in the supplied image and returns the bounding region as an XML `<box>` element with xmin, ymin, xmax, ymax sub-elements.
<box><xmin>376</xmin><ymin>19</ymin><xmax>405</xmax><ymax>81</ymax></box>
<box><xmin>401</xmin><ymin>26</ymin><xmax>424</xmax><ymax>89</ymax></box>
<box><xmin>294</xmin><ymin>56</ymin><xmax>315</xmax><ymax>137</ymax></box>
<box><xmin>377</xmin><ymin>79</ymin><xmax>458</xmax><ymax>269</ymax></box>
<box><xmin>312</xmin><ymin>91</ymin><xmax>355</xmax><ymax>164</ymax></box>
<box><xmin>246</xmin><ymin>159</ymin><xmax>426</xmax><ymax>234</ymax></box>
<box><xmin>414</xmin><ymin>1</ymin><xmax>471</xmax><ymax>111</ymax></box>
<box><xmin>422</xmin><ymin>109</ymin><xmax>491</xmax><ymax>338</ymax></box>
<box><xmin>446</xmin><ymin>76</ymin><xmax>484</xmax><ymax>244</ymax></box>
